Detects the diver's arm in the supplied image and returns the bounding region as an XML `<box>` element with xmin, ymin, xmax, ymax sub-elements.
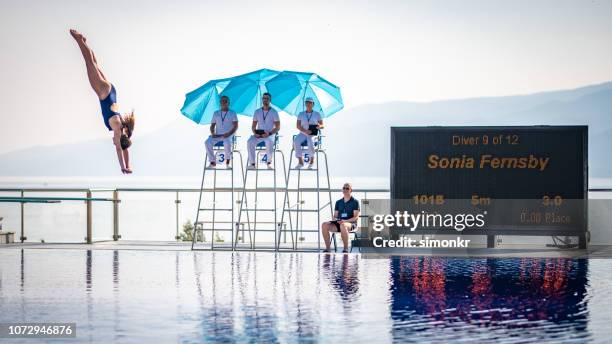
<box><xmin>112</xmin><ymin>130</ymin><xmax>126</xmax><ymax>172</ymax></box>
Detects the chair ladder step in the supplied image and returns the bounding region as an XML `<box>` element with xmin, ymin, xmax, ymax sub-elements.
<box><xmin>195</xmin><ymin>228</ymin><xmax>235</xmax><ymax>232</ymax></box>
<box><xmin>199</xmin><ymin>208</ymin><xmax>234</xmax><ymax>211</ymax></box>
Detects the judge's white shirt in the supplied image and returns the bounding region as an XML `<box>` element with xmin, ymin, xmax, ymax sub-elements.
<box><xmin>211</xmin><ymin>110</ymin><xmax>238</xmax><ymax>135</ymax></box>
<box><xmin>297</xmin><ymin>111</ymin><xmax>321</xmax><ymax>131</ymax></box>
<box><xmin>253</xmin><ymin>108</ymin><xmax>280</xmax><ymax>132</ymax></box>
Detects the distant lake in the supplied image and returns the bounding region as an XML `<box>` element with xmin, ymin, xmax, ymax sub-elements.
<box><xmin>0</xmin><ymin>175</ymin><xmax>390</xmax><ymax>189</ymax></box>
<box><xmin>0</xmin><ymin>176</ymin><xmax>389</xmax><ymax>243</ymax></box>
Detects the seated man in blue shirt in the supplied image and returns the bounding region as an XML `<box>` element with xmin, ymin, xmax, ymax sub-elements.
<box><xmin>321</xmin><ymin>183</ymin><xmax>360</xmax><ymax>253</ymax></box>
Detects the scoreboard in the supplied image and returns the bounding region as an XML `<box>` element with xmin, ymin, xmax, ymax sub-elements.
<box><xmin>390</xmin><ymin>126</ymin><xmax>588</xmax><ymax>248</ymax></box>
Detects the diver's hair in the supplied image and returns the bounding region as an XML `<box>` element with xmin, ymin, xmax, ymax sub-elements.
<box><xmin>221</xmin><ymin>95</ymin><xmax>230</xmax><ymax>104</ymax></box>
<box><xmin>263</xmin><ymin>92</ymin><xmax>272</xmax><ymax>100</ymax></box>
<box><xmin>120</xmin><ymin>111</ymin><xmax>135</xmax><ymax>150</ymax></box>
<box><xmin>123</xmin><ymin>111</ymin><xmax>135</xmax><ymax>138</ymax></box>
<box><xmin>120</xmin><ymin>135</ymin><xmax>131</xmax><ymax>150</ymax></box>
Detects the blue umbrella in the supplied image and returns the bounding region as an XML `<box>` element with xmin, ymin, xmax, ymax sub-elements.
<box><xmin>219</xmin><ymin>68</ymin><xmax>279</xmax><ymax>116</ymax></box>
<box><xmin>180</xmin><ymin>68</ymin><xmax>279</xmax><ymax>125</ymax></box>
<box><xmin>264</xmin><ymin>71</ymin><xmax>343</xmax><ymax>117</ymax></box>
<box><xmin>180</xmin><ymin>77</ymin><xmax>231</xmax><ymax>124</ymax></box>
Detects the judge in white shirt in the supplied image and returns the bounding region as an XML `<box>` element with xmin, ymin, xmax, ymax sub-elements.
<box><xmin>204</xmin><ymin>95</ymin><xmax>238</xmax><ymax>168</ymax></box>
<box><xmin>247</xmin><ymin>92</ymin><xmax>280</xmax><ymax>169</ymax></box>
<box><xmin>293</xmin><ymin>97</ymin><xmax>323</xmax><ymax>169</ymax></box>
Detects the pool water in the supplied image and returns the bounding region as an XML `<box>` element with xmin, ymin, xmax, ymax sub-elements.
<box><xmin>0</xmin><ymin>250</ymin><xmax>610</xmax><ymax>343</ymax></box>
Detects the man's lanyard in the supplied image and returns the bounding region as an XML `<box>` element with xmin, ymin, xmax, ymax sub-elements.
<box><xmin>262</xmin><ymin>108</ymin><xmax>270</xmax><ymax>122</ymax></box>
<box><xmin>221</xmin><ymin>111</ymin><xmax>229</xmax><ymax>123</ymax></box>
<box><xmin>306</xmin><ymin>111</ymin><xmax>314</xmax><ymax>123</ymax></box>
<box><xmin>341</xmin><ymin>198</ymin><xmax>351</xmax><ymax>217</ymax></box>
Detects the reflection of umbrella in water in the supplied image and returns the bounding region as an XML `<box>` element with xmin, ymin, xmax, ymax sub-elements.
<box><xmin>265</xmin><ymin>71</ymin><xmax>343</xmax><ymax>117</ymax></box>
<box><xmin>180</xmin><ymin>68</ymin><xmax>280</xmax><ymax>124</ymax></box>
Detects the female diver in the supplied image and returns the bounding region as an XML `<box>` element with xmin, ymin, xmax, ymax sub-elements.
<box><xmin>70</xmin><ymin>29</ymin><xmax>135</xmax><ymax>174</ymax></box>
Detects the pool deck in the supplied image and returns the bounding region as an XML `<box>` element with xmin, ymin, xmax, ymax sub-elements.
<box><xmin>1</xmin><ymin>241</ymin><xmax>612</xmax><ymax>258</ymax></box>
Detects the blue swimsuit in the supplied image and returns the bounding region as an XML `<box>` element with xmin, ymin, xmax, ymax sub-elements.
<box><xmin>100</xmin><ymin>84</ymin><xmax>119</xmax><ymax>131</ymax></box>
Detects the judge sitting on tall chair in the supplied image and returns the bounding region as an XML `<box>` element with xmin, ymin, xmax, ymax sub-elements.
<box><xmin>204</xmin><ymin>95</ymin><xmax>238</xmax><ymax>168</ymax></box>
<box><xmin>293</xmin><ymin>97</ymin><xmax>324</xmax><ymax>169</ymax></box>
<box><xmin>247</xmin><ymin>93</ymin><xmax>280</xmax><ymax>169</ymax></box>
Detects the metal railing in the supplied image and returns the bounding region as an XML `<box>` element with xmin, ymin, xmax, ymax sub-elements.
<box><xmin>2</xmin><ymin>187</ymin><xmax>610</xmax><ymax>245</ymax></box>
<box><xmin>0</xmin><ymin>187</ymin><xmax>391</xmax><ymax>244</ymax></box>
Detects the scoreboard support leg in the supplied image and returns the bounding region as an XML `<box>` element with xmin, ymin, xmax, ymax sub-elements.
<box><xmin>578</xmin><ymin>234</ymin><xmax>587</xmax><ymax>249</ymax></box>
<box><xmin>487</xmin><ymin>235</ymin><xmax>496</xmax><ymax>248</ymax></box>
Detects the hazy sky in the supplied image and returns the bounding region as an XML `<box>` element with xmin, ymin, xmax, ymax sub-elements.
<box><xmin>1</xmin><ymin>0</ymin><xmax>611</xmax><ymax>153</ymax></box>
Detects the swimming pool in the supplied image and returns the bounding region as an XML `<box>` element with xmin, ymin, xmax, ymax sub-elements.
<box><xmin>0</xmin><ymin>249</ymin><xmax>609</xmax><ymax>343</ymax></box>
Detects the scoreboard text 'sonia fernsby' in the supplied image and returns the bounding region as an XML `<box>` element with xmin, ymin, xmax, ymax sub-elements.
<box><xmin>390</xmin><ymin>126</ymin><xmax>588</xmax><ymax>247</ymax></box>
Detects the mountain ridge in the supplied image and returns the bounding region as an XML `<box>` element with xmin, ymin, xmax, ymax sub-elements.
<box><xmin>1</xmin><ymin>81</ymin><xmax>611</xmax><ymax>178</ymax></box>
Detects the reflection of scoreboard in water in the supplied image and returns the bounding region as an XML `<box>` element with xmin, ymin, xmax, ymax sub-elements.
<box><xmin>390</xmin><ymin>126</ymin><xmax>588</xmax><ymax>248</ymax></box>
<box><xmin>389</xmin><ymin>257</ymin><xmax>588</xmax><ymax>341</ymax></box>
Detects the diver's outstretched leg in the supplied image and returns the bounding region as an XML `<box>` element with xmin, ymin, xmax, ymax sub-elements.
<box><xmin>81</xmin><ymin>33</ymin><xmax>108</xmax><ymax>81</ymax></box>
<box><xmin>70</xmin><ymin>29</ymin><xmax>111</xmax><ymax>99</ymax></box>
<box><xmin>91</xmin><ymin>50</ymin><xmax>108</xmax><ymax>81</ymax></box>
